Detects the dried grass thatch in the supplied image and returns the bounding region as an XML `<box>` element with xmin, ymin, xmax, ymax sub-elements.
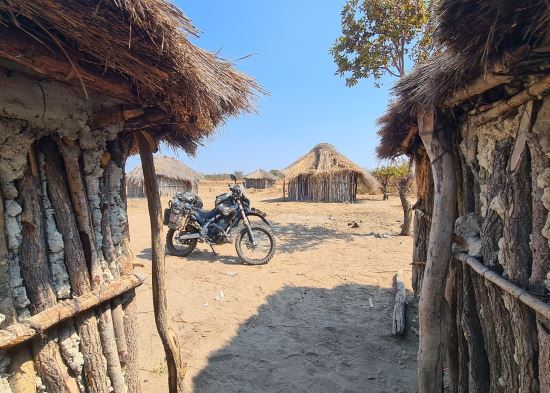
<box><xmin>0</xmin><ymin>0</ymin><xmax>262</xmax><ymax>152</ymax></box>
<box><xmin>126</xmin><ymin>155</ymin><xmax>201</xmax><ymax>197</ymax></box>
<box><xmin>376</xmin><ymin>0</ymin><xmax>550</xmax><ymax>159</ymax></box>
<box><xmin>244</xmin><ymin>169</ymin><xmax>277</xmax><ymax>189</ymax></box>
<box><xmin>244</xmin><ymin>169</ymin><xmax>278</xmax><ymax>181</ymax></box>
<box><xmin>284</xmin><ymin>143</ymin><xmax>381</xmax><ymax>197</ymax></box>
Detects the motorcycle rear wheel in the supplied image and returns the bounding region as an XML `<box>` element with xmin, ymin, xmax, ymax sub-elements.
<box><xmin>235</xmin><ymin>225</ymin><xmax>276</xmax><ymax>265</ymax></box>
<box><xmin>166</xmin><ymin>228</ymin><xmax>198</xmax><ymax>257</ymax></box>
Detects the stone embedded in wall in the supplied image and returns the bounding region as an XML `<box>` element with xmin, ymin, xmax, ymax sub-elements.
<box><xmin>0</xmin><ymin>119</ymin><xmax>33</xmax><ymax>199</ymax></box>
<box><xmin>59</xmin><ymin>322</ymin><xmax>84</xmax><ymax>390</ymax></box>
<box><xmin>538</xmin><ymin>168</ymin><xmax>550</xmax><ymax>251</ymax></box>
<box><xmin>489</xmin><ymin>193</ymin><xmax>506</xmax><ymax>219</ymax></box>
<box><xmin>109</xmin><ymin>163</ymin><xmax>127</xmax><ymax>251</ymax></box>
<box><xmin>453</xmin><ymin>213</ymin><xmax>483</xmax><ymax>258</ymax></box>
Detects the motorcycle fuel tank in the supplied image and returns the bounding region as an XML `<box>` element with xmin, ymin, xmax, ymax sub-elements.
<box><xmin>215</xmin><ymin>192</ymin><xmax>231</xmax><ymax>206</ymax></box>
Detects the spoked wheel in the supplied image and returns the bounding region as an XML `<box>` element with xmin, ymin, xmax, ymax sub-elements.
<box><xmin>166</xmin><ymin>228</ymin><xmax>197</xmax><ymax>257</ymax></box>
<box><xmin>235</xmin><ymin>225</ymin><xmax>276</xmax><ymax>265</ymax></box>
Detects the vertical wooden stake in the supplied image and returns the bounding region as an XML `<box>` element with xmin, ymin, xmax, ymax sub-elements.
<box><xmin>417</xmin><ymin>108</ymin><xmax>456</xmax><ymax>393</ymax></box>
<box><xmin>138</xmin><ymin>132</ymin><xmax>186</xmax><ymax>392</ymax></box>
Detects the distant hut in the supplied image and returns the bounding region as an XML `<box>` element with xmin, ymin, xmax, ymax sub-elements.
<box><xmin>377</xmin><ymin>1</ymin><xmax>550</xmax><ymax>392</ymax></box>
<box><xmin>127</xmin><ymin>156</ymin><xmax>201</xmax><ymax>197</ymax></box>
<box><xmin>0</xmin><ymin>1</ymin><xmax>258</xmax><ymax>391</ymax></box>
<box><xmin>283</xmin><ymin>143</ymin><xmax>381</xmax><ymax>202</ymax></box>
<box><xmin>244</xmin><ymin>169</ymin><xmax>277</xmax><ymax>189</ymax></box>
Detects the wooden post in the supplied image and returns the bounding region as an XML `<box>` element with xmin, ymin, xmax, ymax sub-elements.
<box><xmin>19</xmin><ymin>154</ymin><xmax>79</xmax><ymax>393</ymax></box>
<box><xmin>40</xmin><ymin>139</ymin><xmax>110</xmax><ymax>393</ymax></box>
<box><xmin>417</xmin><ymin>108</ymin><xmax>456</xmax><ymax>393</ymax></box>
<box><xmin>391</xmin><ymin>271</ymin><xmax>406</xmax><ymax>335</ymax></box>
<box><xmin>138</xmin><ymin>132</ymin><xmax>186</xmax><ymax>392</ymax></box>
<box><xmin>57</xmin><ymin>139</ymin><xmax>126</xmax><ymax>392</ymax></box>
<box><xmin>399</xmin><ymin>158</ymin><xmax>414</xmax><ymax>236</ymax></box>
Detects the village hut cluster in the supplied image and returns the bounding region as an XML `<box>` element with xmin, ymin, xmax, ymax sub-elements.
<box><xmin>378</xmin><ymin>0</ymin><xmax>550</xmax><ymax>392</ymax></box>
<box><xmin>0</xmin><ymin>0</ymin><xmax>257</xmax><ymax>392</ymax></box>
<box><xmin>127</xmin><ymin>156</ymin><xmax>202</xmax><ymax>198</ymax></box>
<box><xmin>283</xmin><ymin>143</ymin><xmax>381</xmax><ymax>202</ymax></box>
<box><xmin>244</xmin><ymin>169</ymin><xmax>277</xmax><ymax>189</ymax></box>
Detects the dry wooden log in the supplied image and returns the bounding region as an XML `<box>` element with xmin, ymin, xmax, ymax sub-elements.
<box><xmin>138</xmin><ymin>132</ymin><xmax>186</xmax><ymax>392</ymax></box>
<box><xmin>101</xmin><ymin>162</ymin><xmax>128</xmax><ymax>364</ymax></box>
<box><xmin>444</xmin><ymin>259</ymin><xmax>458</xmax><ymax>393</ymax></box>
<box><xmin>57</xmin><ymin>138</ymin><xmax>102</xmax><ymax>288</ymax></box>
<box><xmin>19</xmin><ymin>158</ymin><xmax>78</xmax><ymax>393</ymax></box>
<box><xmin>472</xmin><ymin>74</ymin><xmax>550</xmax><ymax>125</ymax></box>
<box><xmin>391</xmin><ymin>271</ymin><xmax>406</xmax><ymax>335</ymax></box>
<box><xmin>57</xmin><ymin>139</ymin><xmax>127</xmax><ymax>392</ymax></box>
<box><xmin>529</xmin><ymin>97</ymin><xmax>550</xmax><ymax>293</ymax></box>
<box><xmin>460</xmin><ymin>266</ymin><xmax>490</xmax><ymax>392</ymax></box>
<box><xmin>538</xmin><ymin>318</ymin><xmax>550</xmax><ymax>393</ymax></box>
<box><xmin>417</xmin><ymin>109</ymin><xmax>457</xmax><ymax>393</ymax></box>
<box><xmin>40</xmin><ymin>139</ymin><xmax>110</xmax><ymax>393</ymax></box>
<box><xmin>444</xmin><ymin>73</ymin><xmax>512</xmax><ymax>108</ymax></box>
<box><xmin>108</xmin><ymin>138</ymin><xmax>141</xmax><ymax>392</ymax></box>
<box><xmin>454</xmin><ymin>253</ymin><xmax>550</xmax><ymax>322</ymax></box>
<box><xmin>411</xmin><ymin>150</ymin><xmax>433</xmax><ymax>295</ymax></box>
<box><xmin>0</xmin><ymin>278</ymin><xmax>141</xmax><ymax>349</ymax></box>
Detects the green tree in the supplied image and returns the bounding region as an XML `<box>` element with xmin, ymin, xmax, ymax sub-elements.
<box><xmin>330</xmin><ymin>0</ymin><xmax>434</xmax><ymax>86</ymax></box>
<box><xmin>372</xmin><ymin>159</ymin><xmax>415</xmax><ymax>236</ymax></box>
<box><xmin>269</xmin><ymin>169</ymin><xmax>283</xmax><ymax>178</ymax></box>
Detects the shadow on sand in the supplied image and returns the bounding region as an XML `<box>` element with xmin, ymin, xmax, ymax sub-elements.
<box><xmin>193</xmin><ymin>284</ymin><xmax>418</xmax><ymax>393</ymax></box>
<box><xmin>270</xmin><ymin>221</ymin><xmax>354</xmax><ymax>254</ymax></box>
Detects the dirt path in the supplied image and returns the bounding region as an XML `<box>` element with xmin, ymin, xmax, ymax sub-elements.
<box><xmin>128</xmin><ymin>182</ymin><xmax>418</xmax><ymax>392</ymax></box>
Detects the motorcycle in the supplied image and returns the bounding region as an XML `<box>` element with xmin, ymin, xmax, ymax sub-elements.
<box><xmin>163</xmin><ymin>174</ymin><xmax>276</xmax><ymax>265</ymax></box>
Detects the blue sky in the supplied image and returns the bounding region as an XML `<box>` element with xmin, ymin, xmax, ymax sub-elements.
<box><xmin>126</xmin><ymin>1</ymin><xmax>398</xmax><ymax>173</ymax></box>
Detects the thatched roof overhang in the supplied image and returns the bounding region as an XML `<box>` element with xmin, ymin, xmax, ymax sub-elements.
<box><xmin>376</xmin><ymin>0</ymin><xmax>550</xmax><ymax>159</ymax></box>
<box><xmin>0</xmin><ymin>0</ymin><xmax>262</xmax><ymax>154</ymax></box>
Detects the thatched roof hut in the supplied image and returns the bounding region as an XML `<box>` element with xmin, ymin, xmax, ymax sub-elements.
<box><xmin>244</xmin><ymin>169</ymin><xmax>277</xmax><ymax>189</ymax></box>
<box><xmin>0</xmin><ymin>1</ymin><xmax>258</xmax><ymax>391</ymax></box>
<box><xmin>376</xmin><ymin>1</ymin><xmax>550</xmax><ymax>391</ymax></box>
<box><xmin>127</xmin><ymin>156</ymin><xmax>201</xmax><ymax>197</ymax></box>
<box><xmin>283</xmin><ymin>143</ymin><xmax>381</xmax><ymax>202</ymax></box>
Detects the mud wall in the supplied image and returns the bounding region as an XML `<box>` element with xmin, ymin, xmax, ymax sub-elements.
<box><xmin>0</xmin><ymin>64</ymin><xmax>138</xmax><ymax>392</ymax></box>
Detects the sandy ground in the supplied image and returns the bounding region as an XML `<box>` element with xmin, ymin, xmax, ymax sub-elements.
<box><xmin>128</xmin><ymin>181</ymin><xmax>419</xmax><ymax>393</ymax></box>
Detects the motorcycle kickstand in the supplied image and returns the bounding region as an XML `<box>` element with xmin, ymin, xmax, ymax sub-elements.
<box><xmin>209</xmin><ymin>244</ymin><xmax>217</xmax><ymax>255</ymax></box>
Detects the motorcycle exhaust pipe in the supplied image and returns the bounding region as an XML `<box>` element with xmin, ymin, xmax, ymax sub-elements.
<box><xmin>178</xmin><ymin>233</ymin><xmax>201</xmax><ymax>240</ymax></box>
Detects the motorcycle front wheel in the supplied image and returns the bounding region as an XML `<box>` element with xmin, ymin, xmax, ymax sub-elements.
<box><xmin>235</xmin><ymin>225</ymin><xmax>276</xmax><ymax>265</ymax></box>
<box><xmin>166</xmin><ymin>228</ymin><xmax>198</xmax><ymax>257</ymax></box>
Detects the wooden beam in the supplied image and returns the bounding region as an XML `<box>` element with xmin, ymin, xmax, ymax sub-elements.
<box><xmin>0</xmin><ymin>274</ymin><xmax>143</xmax><ymax>351</ymax></box>
<box><xmin>138</xmin><ymin>132</ymin><xmax>186</xmax><ymax>392</ymax></box>
<box><xmin>417</xmin><ymin>108</ymin><xmax>457</xmax><ymax>393</ymax></box>
<box><xmin>472</xmin><ymin>75</ymin><xmax>550</xmax><ymax>125</ymax></box>
<box><xmin>444</xmin><ymin>74</ymin><xmax>512</xmax><ymax>108</ymax></box>
<box><xmin>454</xmin><ymin>253</ymin><xmax>550</xmax><ymax>321</ymax></box>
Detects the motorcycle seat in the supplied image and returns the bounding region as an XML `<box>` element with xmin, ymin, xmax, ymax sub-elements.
<box><xmin>193</xmin><ymin>208</ymin><xmax>219</xmax><ymax>224</ymax></box>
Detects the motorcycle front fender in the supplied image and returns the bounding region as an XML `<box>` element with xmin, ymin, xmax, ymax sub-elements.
<box><xmin>235</xmin><ymin>211</ymin><xmax>271</xmax><ymax>227</ymax></box>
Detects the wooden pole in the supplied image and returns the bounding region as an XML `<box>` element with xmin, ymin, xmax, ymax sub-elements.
<box><xmin>58</xmin><ymin>139</ymin><xmax>127</xmax><ymax>392</ymax></box>
<box><xmin>391</xmin><ymin>271</ymin><xmax>406</xmax><ymax>336</ymax></box>
<box><xmin>138</xmin><ymin>132</ymin><xmax>186</xmax><ymax>392</ymax></box>
<box><xmin>19</xmin><ymin>155</ymin><xmax>78</xmax><ymax>393</ymax></box>
<box><xmin>417</xmin><ymin>108</ymin><xmax>456</xmax><ymax>393</ymax></box>
<box><xmin>0</xmin><ymin>274</ymin><xmax>143</xmax><ymax>350</ymax></box>
<box><xmin>40</xmin><ymin>139</ymin><xmax>110</xmax><ymax>393</ymax></box>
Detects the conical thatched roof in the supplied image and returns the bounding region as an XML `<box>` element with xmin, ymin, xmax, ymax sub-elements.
<box><xmin>284</xmin><ymin>143</ymin><xmax>381</xmax><ymax>194</ymax></box>
<box><xmin>127</xmin><ymin>156</ymin><xmax>202</xmax><ymax>188</ymax></box>
<box><xmin>0</xmin><ymin>0</ymin><xmax>262</xmax><ymax>153</ymax></box>
<box><xmin>244</xmin><ymin>169</ymin><xmax>278</xmax><ymax>181</ymax></box>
